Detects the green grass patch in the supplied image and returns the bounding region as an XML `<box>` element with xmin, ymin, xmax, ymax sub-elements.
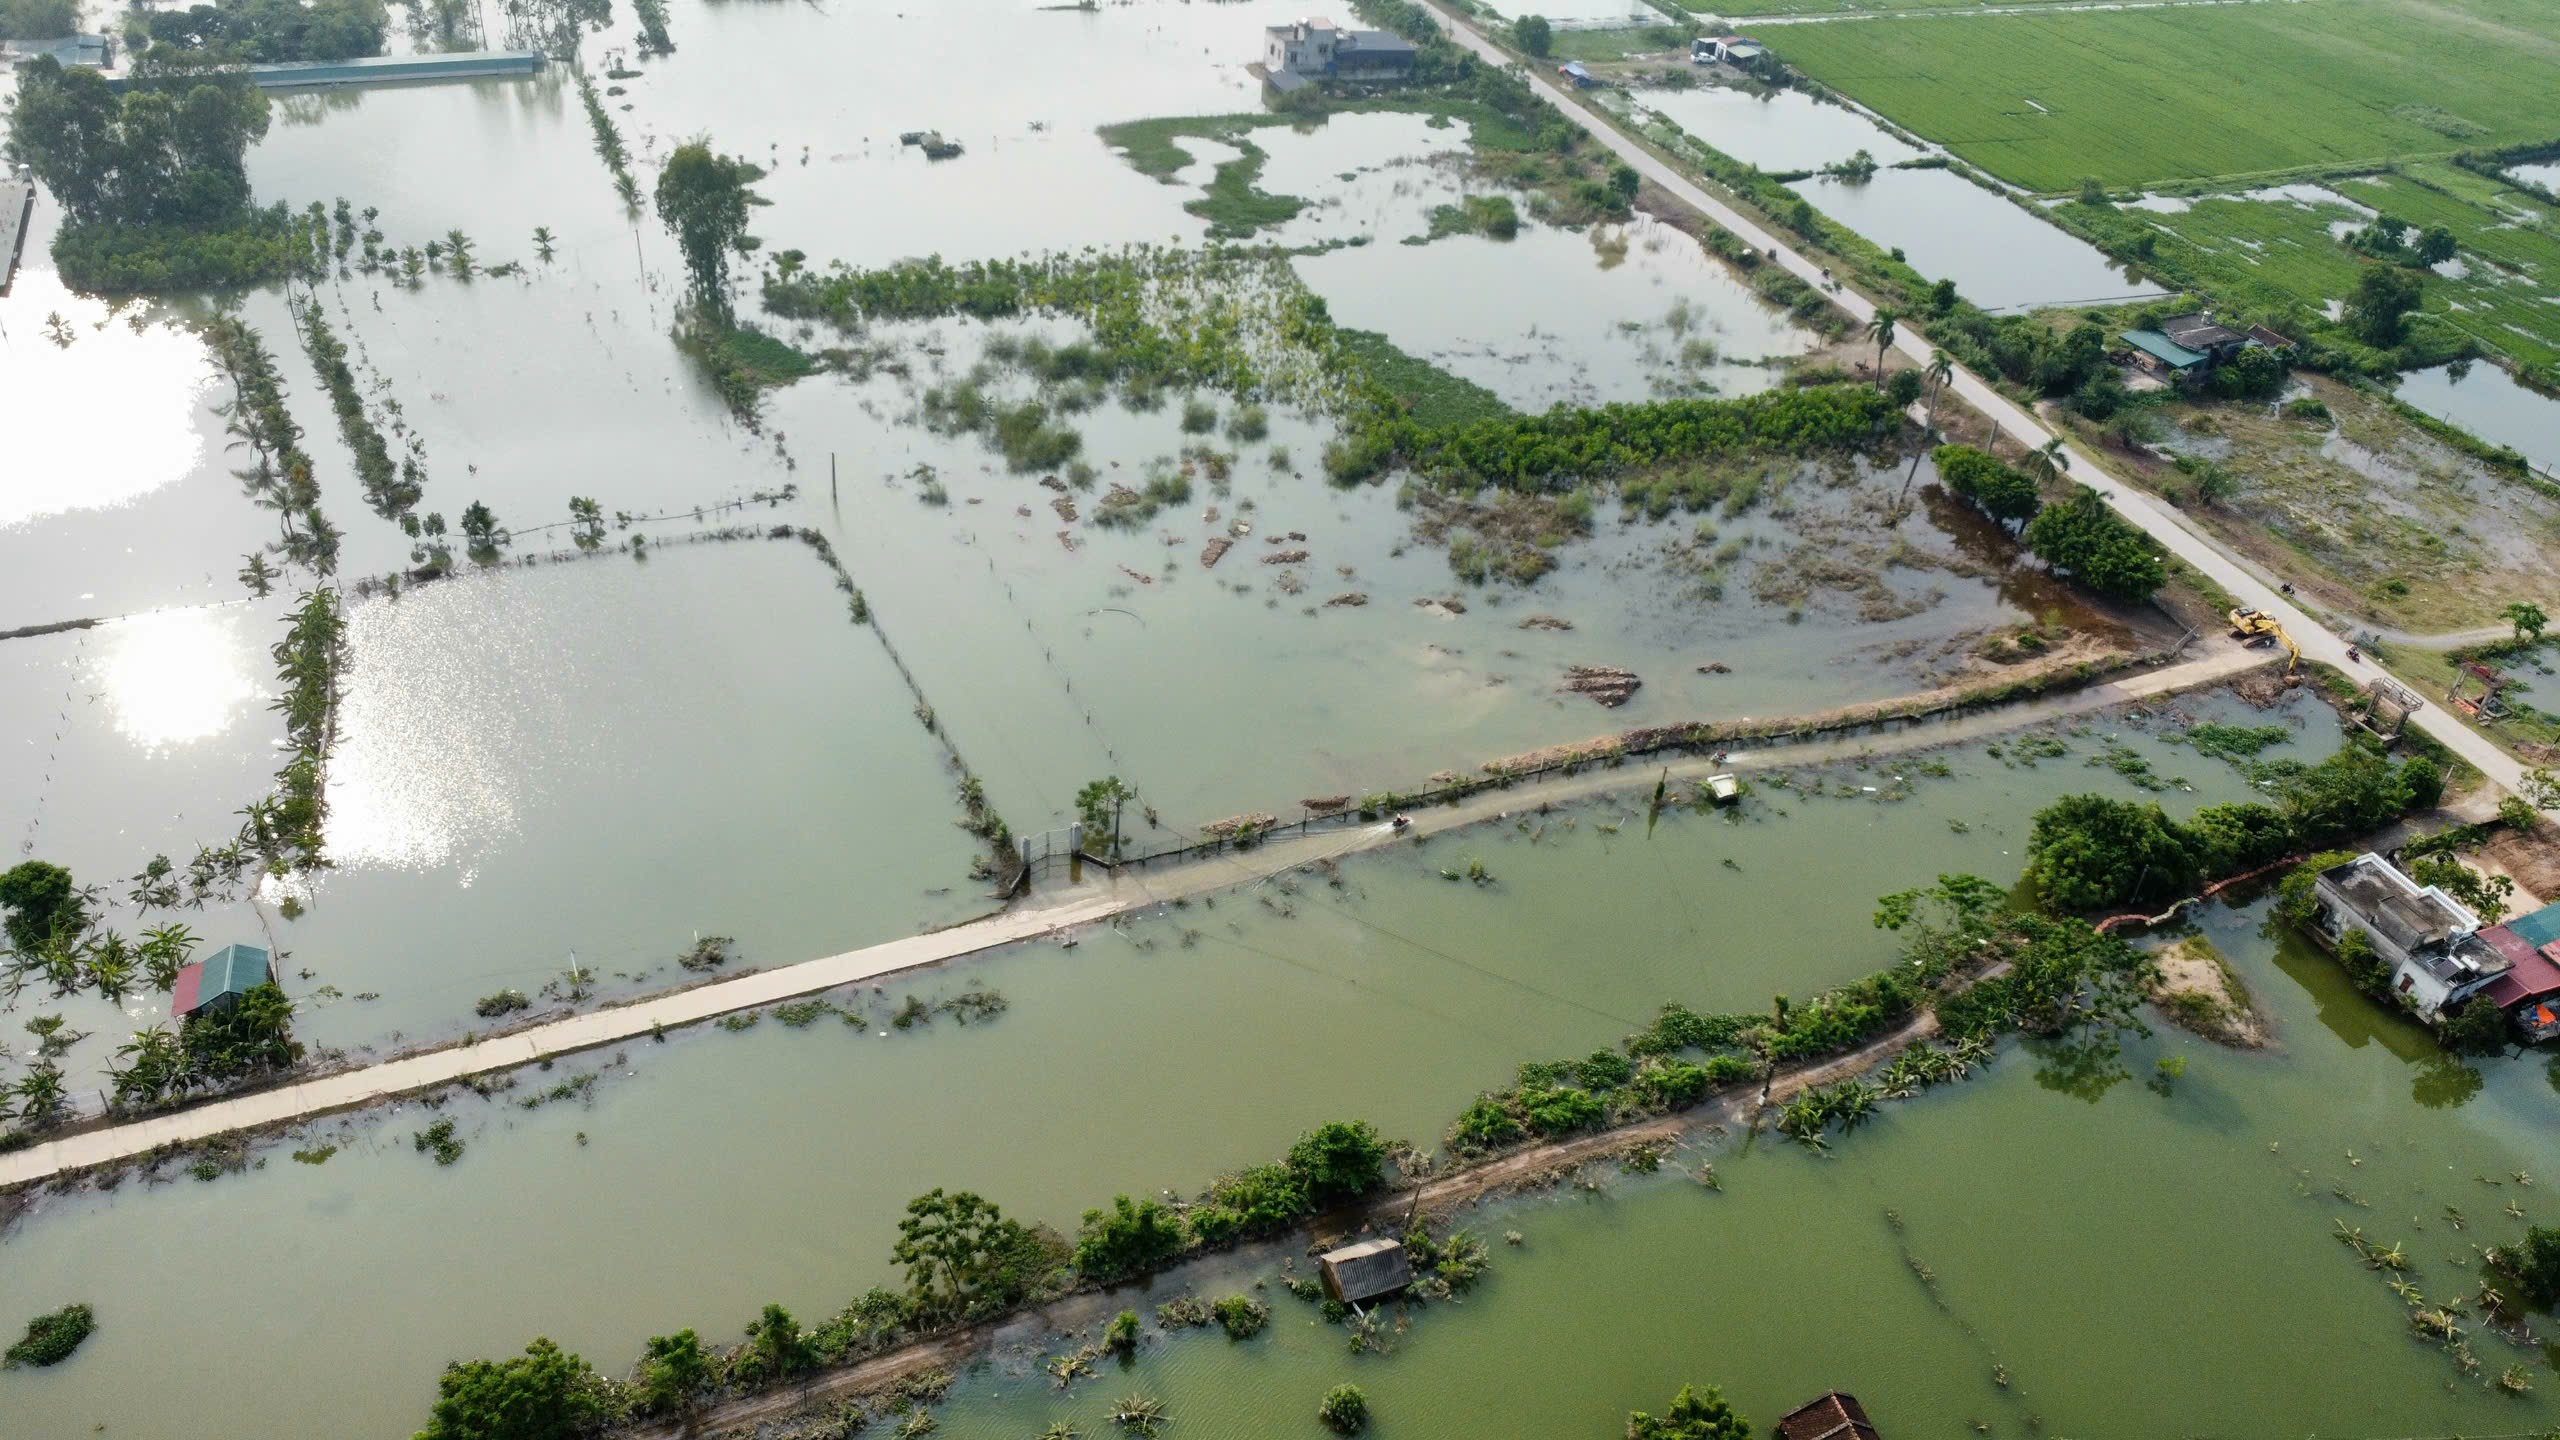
<box><xmin>1688</xmin><ymin>0</ymin><xmax>2096</xmax><ymax>12</ymax></box>
<box><xmin>1334</xmin><ymin>327</ymin><xmax>1514</xmax><ymax>430</ymax></box>
<box><xmin>1774</xmin><ymin>0</ymin><xmax>2560</xmax><ymax>191</ymax></box>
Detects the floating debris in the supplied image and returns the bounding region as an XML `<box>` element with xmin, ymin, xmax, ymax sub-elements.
<box><xmin>1517</xmin><ymin>614</ymin><xmax>1574</xmax><ymax>631</ymax></box>
<box><xmin>1262</xmin><ymin>549</ymin><xmax>1309</xmax><ymax>565</ymax></box>
<box><xmin>1697</xmin><ymin>661</ymin><xmax>1733</xmax><ymax>675</ymax></box>
<box><xmin>1200</xmin><ymin>537</ymin><xmax>1233</xmax><ymax>568</ymax></box>
<box><xmin>1562</xmin><ymin>665</ymin><xmax>1642</xmax><ymax>707</ymax></box>
<box><xmin>1118</xmin><ymin>565</ymin><xmax>1154</xmax><ymax>586</ymax></box>
<box><xmin>1325</xmin><ymin>592</ymin><xmax>1369</xmax><ymax>607</ymax></box>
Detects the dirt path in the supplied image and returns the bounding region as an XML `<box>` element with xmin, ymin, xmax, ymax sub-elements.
<box><xmin>628</xmin><ymin>993</ymin><xmax>1959</xmax><ymax>1440</ymax></box>
<box><xmin>0</xmin><ymin>648</ymin><xmax>2264</xmax><ymax>1194</ymax></box>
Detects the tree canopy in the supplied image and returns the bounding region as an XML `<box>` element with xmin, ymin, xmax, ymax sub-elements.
<box><xmin>0</xmin><ymin>0</ymin><xmax>78</xmax><ymax>41</ymax></box>
<box><xmin>1932</xmin><ymin>444</ymin><xmax>2039</xmax><ymax>527</ymax></box>
<box><xmin>0</xmin><ymin>861</ymin><xmax>83</xmax><ymax>957</ymax></box>
<box><xmin>414</xmin><ymin>1338</ymin><xmax>615</xmax><ymax>1440</ymax></box>
<box><xmin>5</xmin><ymin>60</ymin><xmax>271</xmax><ymax>229</ymax></box>
<box><xmin>2028</xmin><ymin>794</ymin><xmax>2198</xmax><ymax>912</ymax></box>
<box><xmin>654</xmin><ymin>140</ymin><xmax>765</xmax><ymax>305</ymax></box>
<box><xmin>1626</xmin><ymin>1384</ymin><xmax>1751</xmax><ymax>1440</ymax></box>
<box><xmin>2023</xmin><ymin>485</ymin><xmax>2163</xmax><ymax>602</ymax></box>
<box><xmin>2344</xmin><ymin>264</ymin><xmax>2424</xmax><ymax>349</ymax></box>
<box><xmin>144</xmin><ymin>0</ymin><xmax>386</xmax><ymax>62</ymax></box>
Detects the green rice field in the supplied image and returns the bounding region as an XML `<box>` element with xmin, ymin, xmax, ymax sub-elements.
<box><xmin>1680</xmin><ymin>0</ymin><xmax>2091</xmax><ymax>14</ymax></box>
<box><xmin>1773</xmin><ymin>0</ymin><xmax>2560</xmax><ymax>192</ymax></box>
<box><xmin>2055</xmin><ymin>166</ymin><xmax>2560</xmax><ymax>369</ymax></box>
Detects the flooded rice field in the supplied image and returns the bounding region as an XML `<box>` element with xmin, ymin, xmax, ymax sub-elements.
<box><xmin>1296</xmin><ymin>213</ymin><xmax>1816</xmax><ymax>409</ymax></box>
<box><xmin>6</xmin><ymin>0</ymin><xmax>2554</xmax><ymax>1434</ymax></box>
<box><xmin>2397</xmin><ymin>361</ymin><xmax>2560</xmax><ymax>477</ymax></box>
<box><xmin>2</xmin><ymin>691</ymin><xmax>2362</xmax><ymax>1439</ymax></box>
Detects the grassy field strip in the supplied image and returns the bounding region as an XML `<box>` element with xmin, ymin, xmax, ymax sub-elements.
<box><xmin>1772</xmin><ymin>0</ymin><xmax>2560</xmax><ymax>191</ymax></box>
<box><xmin>1725</xmin><ymin>0</ymin><xmax>2280</xmax><ymax>21</ymax></box>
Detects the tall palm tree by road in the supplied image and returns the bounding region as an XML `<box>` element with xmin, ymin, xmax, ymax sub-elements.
<box><xmin>1865</xmin><ymin>308</ymin><xmax>1898</xmax><ymax>388</ymax></box>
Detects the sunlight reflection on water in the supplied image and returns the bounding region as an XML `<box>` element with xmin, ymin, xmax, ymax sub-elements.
<box><xmin>84</xmin><ymin>607</ymin><xmax>260</xmax><ymax>750</ymax></box>
<box><xmin>0</xmin><ymin>269</ymin><xmax>211</xmax><ymax>531</ymax></box>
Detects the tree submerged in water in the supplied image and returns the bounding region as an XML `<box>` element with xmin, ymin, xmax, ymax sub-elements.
<box><xmin>654</xmin><ymin>139</ymin><xmax>767</xmax><ymax>310</ymax></box>
<box><xmin>1625</xmin><ymin>1383</ymin><xmax>1750</xmax><ymax>1440</ymax></box>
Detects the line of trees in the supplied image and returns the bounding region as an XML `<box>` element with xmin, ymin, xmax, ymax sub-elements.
<box><xmin>2027</xmin><ymin>739</ymin><xmax>2443</xmax><ymax>912</ymax></box>
<box><xmin>1933</xmin><ymin>443</ymin><xmax>2163</xmax><ymax>602</ymax></box>
<box><xmin>415</xmin><ymin>1119</ymin><xmax>1397</xmax><ymax>1438</ymax></box>
<box><xmin>139</xmin><ymin>0</ymin><xmax>387</xmax><ymax>63</ymax></box>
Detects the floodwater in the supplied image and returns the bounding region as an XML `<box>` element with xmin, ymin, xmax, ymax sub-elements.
<box><xmin>7</xmin><ymin>541</ymin><xmax>987</xmax><ymax>1085</ymax></box>
<box><xmin>7</xmin><ymin>0</ymin><xmax>2542</xmax><ymax>1433</ymax></box>
<box><xmin>2511</xmin><ymin>162</ymin><xmax>2560</xmax><ymax>193</ymax></box>
<box><xmin>1295</xmin><ymin>214</ymin><xmax>1816</xmax><ymax>409</ymax></box>
<box><xmin>1789</xmin><ymin>168</ymin><xmax>2168</xmax><ymax>313</ymax></box>
<box><xmin>1</xmin><ymin>692</ymin><xmax>2357</xmax><ymax>1439</ymax></box>
<box><xmin>915</xmin><ymin>894</ymin><xmax>2560</xmax><ymax>1440</ymax></box>
<box><xmin>1631</xmin><ymin>84</ymin><xmax>1926</xmax><ymax>175</ymax></box>
<box><xmin>2397</xmin><ymin>361</ymin><xmax>2560</xmax><ymax>477</ymax></box>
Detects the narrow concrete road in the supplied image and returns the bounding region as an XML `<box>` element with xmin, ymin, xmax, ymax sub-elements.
<box><xmin>0</xmin><ymin>644</ymin><xmax>2266</xmax><ymax>1190</ymax></box>
<box><xmin>1421</xmin><ymin>1</ymin><xmax>2534</xmax><ymax>799</ymax></box>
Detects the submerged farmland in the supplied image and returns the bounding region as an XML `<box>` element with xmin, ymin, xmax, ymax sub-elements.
<box><xmin>3</xmin><ymin>0</ymin><xmax>2558</xmax><ymax>1436</ymax></box>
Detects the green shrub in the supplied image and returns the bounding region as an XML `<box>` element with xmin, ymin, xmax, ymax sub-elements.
<box><xmin>1212</xmin><ymin>1294</ymin><xmax>1269</xmax><ymax>1339</ymax></box>
<box><xmin>5</xmin><ymin>1303</ymin><xmax>94</xmax><ymax>1368</ymax></box>
<box><xmin>1286</xmin><ymin>1120</ymin><xmax>1388</xmax><ymax>1204</ymax></box>
<box><xmin>1319</xmin><ymin>1383</ymin><xmax>1370</xmax><ymax>1435</ymax></box>
<box><xmin>1073</xmin><ymin>1196</ymin><xmax>1187</xmax><ymax>1281</ymax></box>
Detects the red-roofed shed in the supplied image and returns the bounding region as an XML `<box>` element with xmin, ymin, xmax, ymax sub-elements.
<box><xmin>1777</xmin><ymin>1391</ymin><xmax>1883</xmax><ymax>1440</ymax></box>
<box><xmin>2480</xmin><ymin>926</ymin><xmax>2560</xmax><ymax>1042</ymax></box>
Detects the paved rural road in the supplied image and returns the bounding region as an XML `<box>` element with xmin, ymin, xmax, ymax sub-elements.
<box><xmin>1418</xmin><ymin>1</ymin><xmax>2535</xmax><ymax>801</ymax></box>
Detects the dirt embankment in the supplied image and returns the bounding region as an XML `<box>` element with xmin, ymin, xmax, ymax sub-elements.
<box><xmin>2149</xmin><ymin>937</ymin><xmax>2269</xmax><ymax>1049</ymax></box>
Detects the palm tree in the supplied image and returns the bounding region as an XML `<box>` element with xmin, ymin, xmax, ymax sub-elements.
<box><xmin>1864</xmin><ymin>308</ymin><xmax>1898</xmax><ymax>387</ymax></box>
<box><xmin>239</xmin><ymin>552</ymin><xmax>277</xmax><ymax>597</ymax></box>
<box><xmin>532</xmin><ymin>225</ymin><xmax>557</xmax><ymax>262</ymax></box>
<box><xmin>2026</xmin><ymin>436</ymin><xmax>2071</xmax><ymax>487</ymax></box>
<box><xmin>1924</xmin><ymin>349</ymin><xmax>1954</xmax><ymax>435</ymax></box>
<box><xmin>140</xmin><ymin>924</ymin><xmax>198</xmax><ymax>991</ymax></box>
<box><xmin>14</xmin><ymin>1060</ymin><xmax>68</xmax><ymax>1128</ymax></box>
<box><xmin>83</xmin><ymin>931</ymin><xmax>136</xmax><ymax>1002</ymax></box>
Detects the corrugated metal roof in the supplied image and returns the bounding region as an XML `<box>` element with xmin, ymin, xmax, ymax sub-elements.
<box><xmin>2480</xmin><ymin>930</ymin><xmax>2560</xmax><ymax>1009</ymax></box>
<box><xmin>1319</xmin><ymin>1238</ymin><xmax>1412</xmax><ymax>1303</ymax></box>
<box><xmin>2120</xmin><ymin>329</ymin><xmax>2207</xmax><ymax>369</ymax></box>
<box><xmin>171</xmin><ymin>962</ymin><xmax>204</xmax><ymax>1018</ymax></box>
<box><xmin>2511</xmin><ymin>900</ymin><xmax>2560</xmax><ymax>952</ymax></box>
<box><xmin>199</xmin><ymin>943</ymin><xmax>270</xmax><ymax>1000</ymax></box>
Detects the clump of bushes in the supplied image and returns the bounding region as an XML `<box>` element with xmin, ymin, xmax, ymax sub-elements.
<box><xmin>1318</xmin><ymin>1383</ymin><xmax>1370</xmax><ymax>1435</ymax></box>
<box><xmin>6</xmin><ymin>1304</ymin><xmax>95</xmax><ymax>1368</ymax></box>
<box><xmin>1212</xmin><ymin>1294</ymin><xmax>1269</xmax><ymax>1339</ymax></box>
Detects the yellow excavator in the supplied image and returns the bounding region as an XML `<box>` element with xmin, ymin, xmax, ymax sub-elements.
<box><xmin>2228</xmin><ymin>607</ymin><xmax>2301</xmax><ymax>677</ymax></box>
